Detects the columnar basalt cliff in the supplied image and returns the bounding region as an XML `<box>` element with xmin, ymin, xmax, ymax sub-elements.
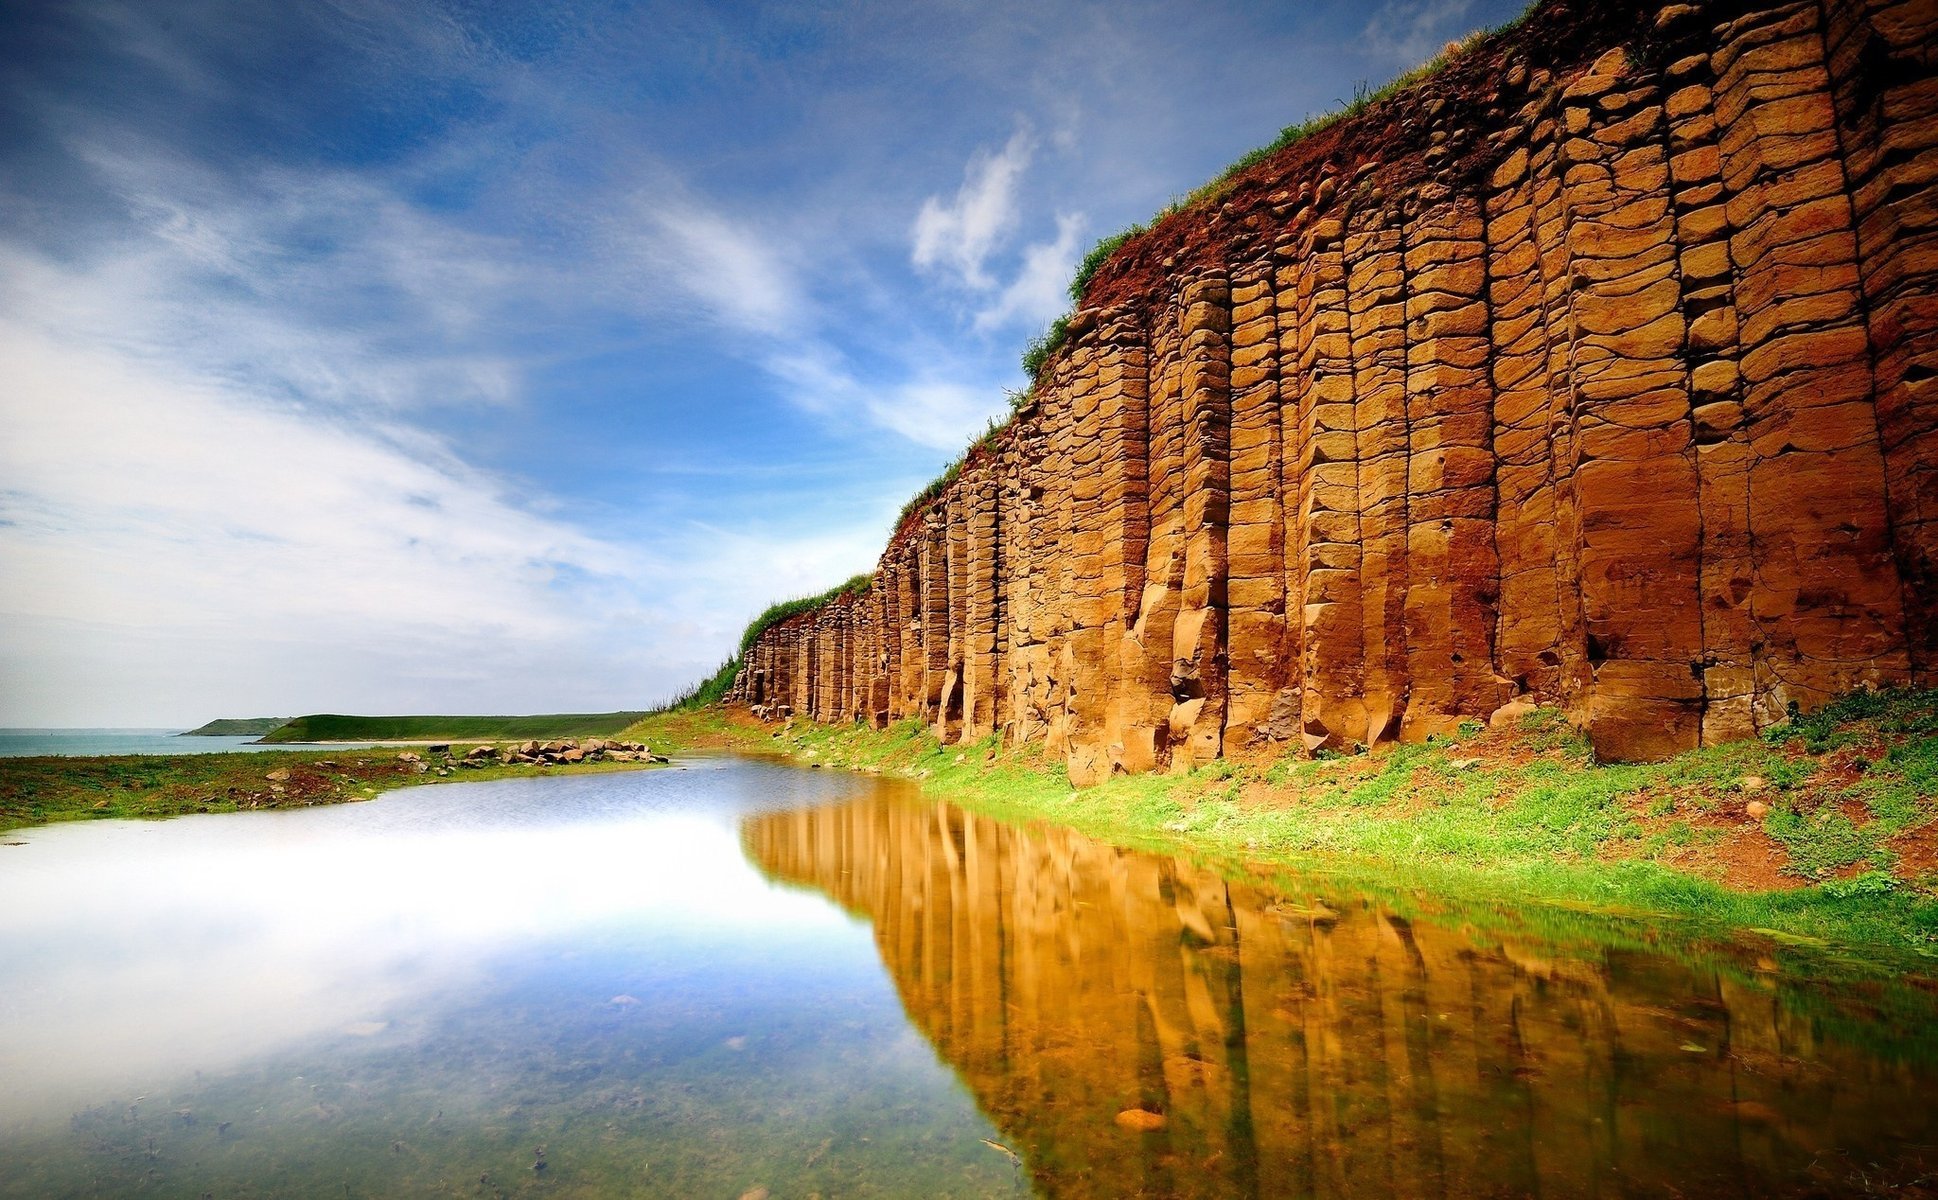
<box><xmin>742</xmin><ymin>795</ymin><xmax>1938</xmax><ymax>1197</ymax></box>
<box><xmin>734</xmin><ymin>0</ymin><xmax>1938</xmax><ymax>771</ymax></box>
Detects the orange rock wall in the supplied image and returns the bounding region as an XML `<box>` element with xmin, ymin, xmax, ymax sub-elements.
<box><xmin>734</xmin><ymin>0</ymin><xmax>1938</xmax><ymax>770</ymax></box>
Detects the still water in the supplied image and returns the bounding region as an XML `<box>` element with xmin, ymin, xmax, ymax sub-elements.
<box><xmin>2</xmin><ymin>759</ymin><xmax>1937</xmax><ymax>1197</ymax></box>
<box><xmin>0</xmin><ymin>730</ymin><xmax>377</xmax><ymax>757</ymax></box>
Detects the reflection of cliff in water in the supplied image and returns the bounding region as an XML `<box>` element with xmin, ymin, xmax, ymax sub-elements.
<box><xmin>743</xmin><ymin>791</ymin><xmax>1938</xmax><ymax>1198</ymax></box>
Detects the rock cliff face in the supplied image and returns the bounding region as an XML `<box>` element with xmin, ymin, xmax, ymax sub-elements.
<box><xmin>734</xmin><ymin>0</ymin><xmax>1938</xmax><ymax>770</ymax></box>
<box><xmin>742</xmin><ymin>794</ymin><xmax>1938</xmax><ymax>1197</ymax></box>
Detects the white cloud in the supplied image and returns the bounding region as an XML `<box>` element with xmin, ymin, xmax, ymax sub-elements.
<box><xmin>973</xmin><ymin>211</ymin><xmax>1083</xmax><ymax>333</ymax></box>
<box><xmin>610</xmin><ymin>190</ymin><xmax>1012</xmax><ymax>452</ymax></box>
<box><xmin>630</xmin><ymin>200</ymin><xmax>805</xmax><ymax>337</ymax></box>
<box><xmin>1361</xmin><ymin>0</ymin><xmax>1478</xmax><ymax>68</ymax></box>
<box><xmin>865</xmin><ymin>380</ymin><xmax>1006</xmax><ymax>451</ymax></box>
<box><xmin>0</xmin><ymin>242</ymin><xmax>888</xmax><ymax>724</ymax></box>
<box><xmin>56</xmin><ymin>140</ymin><xmax>533</xmax><ymax>412</ymax></box>
<box><xmin>911</xmin><ymin>127</ymin><xmax>1034</xmax><ymax>290</ymax></box>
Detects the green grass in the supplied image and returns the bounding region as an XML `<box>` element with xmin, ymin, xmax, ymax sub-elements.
<box><xmin>0</xmin><ymin>746</ymin><xmax>657</xmax><ymax>833</ymax></box>
<box><xmin>736</xmin><ymin>575</ymin><xmax>873</xmax><ymax>659</ymax></box>
<box><xmin>631</xmin><ymin>688</ymin><xmax>1938</xmax><ymax>959</ymax></box>
<box><xmin>660</xmin><ymin>656</ymin><xmax>742</xmax><ymax>711</ymax></box>
<box><xmin>261</xmin><ymin>712</ymin><xmax>649</xmax><ymax>743</ymax></box>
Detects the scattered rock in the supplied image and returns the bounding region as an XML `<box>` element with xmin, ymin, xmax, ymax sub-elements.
<box><xmin>1488</xmin><ymin>697</ymin><xmax>1537</xmax><ymax>729</ymax></box>
<box><xmin>1114</xmin><ymin>1108</ymin><xmax>1167</xmax><ymax>1132</ymax></box>
<box><xmin>1745</xmin><ymin>800</ymin><xmax>1770</xmax><ymax>820</ymax></box>
<box><xmin>264</xmin><ymin>769</ymin><xmax>290</xmax><ymax>783</ymax></box>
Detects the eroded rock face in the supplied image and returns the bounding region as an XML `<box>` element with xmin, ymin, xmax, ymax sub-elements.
<box><xmin>733</xmin><ymin>0</ymin><xmax>1938</xmax><ymax>768</ymax></box>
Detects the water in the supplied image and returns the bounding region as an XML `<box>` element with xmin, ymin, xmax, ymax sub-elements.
<box><xmin>2</xmin><ymin>761</ymin><xmax>1936</xmax><ymax>1197</ymax></box>
<box><xmin>0</xmin><ymin>729</ymin><xmax>378</xmax><ymax>757</ymax></box>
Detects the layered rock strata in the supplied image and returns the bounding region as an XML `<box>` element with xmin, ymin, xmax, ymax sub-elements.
<box><xmin>733</xmin><ymin>0</ymin><xmax>1938</xmax><ymax>769</ymax></box>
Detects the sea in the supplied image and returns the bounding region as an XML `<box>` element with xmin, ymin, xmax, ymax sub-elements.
<box><xmin>0</xmin><ymin>729</ymin><xmax>374</xmax><ymax>757</ymax></box>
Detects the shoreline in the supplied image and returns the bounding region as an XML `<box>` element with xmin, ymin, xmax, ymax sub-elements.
<box><xmin>0</xmin><ymin>743</ymin><xmax>663</xmax><ymax>834</ymax></box>
<box><xmin>630</xmin><ymin>697</ymin><xmax>1938</xmax><ymax>963</ymax></box>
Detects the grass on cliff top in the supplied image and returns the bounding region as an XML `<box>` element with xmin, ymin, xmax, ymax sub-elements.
<box><xmin>659</xmin><ymin>656</ymin><xmax>742</xmax><ymax>712</ymax></box>
<box><xmin>735</xmin><ymin>574</ymin><xmax>873</xmax><ymax>658</ymax></box>
<box><xmin>630</xmin><ymin>688</ymin><xmax>1938</xmax><ymax>958</ymax></box>
<box><xmin>262</xmin><ymin>712</ymin><xmax>648</xmax><ymax>743</ymax></box>
<box><xmin>0</xmin><ymin>746</ymin><xmax>655</xmax><ymax>833</ymax></box>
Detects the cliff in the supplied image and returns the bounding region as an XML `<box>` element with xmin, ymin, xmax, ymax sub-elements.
<box><xmin>733</xmin><ymin>0</ymin><xmax>1938</xmax><ymax>772</ymax></box>
<box><xmin>742</xmin><ymin>794</ymin><xmax>1938</xmax><ymax>1197</ymax></box>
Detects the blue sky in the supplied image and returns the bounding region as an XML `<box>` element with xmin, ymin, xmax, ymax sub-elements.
<box><xmin>0</xmin><ymin>0</ymin><xmax>1518</xmax><ymax>725</ymax></box>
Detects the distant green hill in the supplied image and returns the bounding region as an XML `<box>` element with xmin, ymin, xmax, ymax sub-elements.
<box><xmin>260</xmin><ymin>712</ymin><xmax>649</xmax><ymax>743</ymax></box>
<box><xmin>180</xmin><ymin>718</ymin><xmax>289</xmax><ymax>737</ymax></box>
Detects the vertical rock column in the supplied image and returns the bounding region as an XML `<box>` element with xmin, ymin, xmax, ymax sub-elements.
<box><xmin>1486</xmin><ymin>87</ymin><xmax>1570</xmax><ymax>701</ymax></box>
<box><xmin>1033</xmin><ymin>360</ymin><xmax>1079</xmax><ymax>758</ymax></box>
<box><xmin>1004</xmin><ymin>413</ymin><xmax>1049</xmax><ymax>744</ymax></box>
<box><xmin>1130</xmin><ymin>281</ymin><xmax>1190</xmax><ymax>769</ymax></box>
<box><xmin>1092</xmin><ymin>312</ymin><xmax>1155</xmax><ymax>775</ymax></box>
<box><xmin>1293</xmin><ymin>212</ymin><xmax>1369</xmax><ymax>751</ymax></box>
<box><xmin>1825</xmin><ymin>0</ymin><xmax>1938</xmax><ymax>684</ymax></box>
<box><xmin>1561</xmin><ymin>48</ymin><xmax>1705</xmax><ymax>761</ymax></box>
<box><xmin>1403</xmin><ymin>189</ymin><xmax>1509</xmax><ymax>736</ymax></box>
<box><xmin>794</xmin><ymin>622</ymin><xmax>813</xmax><ymax>718</ymax></box>
<box><xmin>1714</xmin><ymin>1</ymin><xmax>1909</xmax><ymax>715</ymax></box>
<box><xmin>1222</xmin><ymin>267</ymin><xmax>1290</xmax><ymax>752</ymax></box>
<box><xmin>881</xmin><ymin>555</ymin><xmax>901</xmax><ymax>722</ymax></box>
<box><xmin>1660</xmin><ymin>35</ymin><xmax>1761</xmax><ymax>744</ymax></box>
<box><xmin>935</xmin><ymin>491</ymin><xmax>967</xmax><ymax>741</ymax></box>
<box><xmin>1345</xmin><ymin>201</ymin><xmax>1412</xmax><ymax>745</ymax></box>
<box><xmin>1061</xmin><ymin>334</ymin><xmax>1113</xmax><ymax>784</ymax></box>
<box><xmin>897</xmin><ymin>545</ymin><xmax>924</xmax><ymax>723</ymax></box>
<box><xmin>919</xmin><ymin>513</ymin><xmax>950</xmax><ymax>729</ymax></box>
<box><xmin>962</xmin><ymin>465</ymin><xmax>1002</xmax><ymax>742</ymax></box>
<box><xmin>1170</xmin><ymin>272</ymin><xmax>1232</xmax><ymax>771</ymax></box>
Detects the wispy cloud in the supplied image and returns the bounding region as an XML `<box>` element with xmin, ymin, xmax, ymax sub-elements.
<box><xmin>1361</xmin><ymin>0</ymin><xmax>1479</xmax><ymax>68</ymax></box>
<box><xmin>614</xmin><ymin>182</ymin><xmax>1011</xmax><ymax>449</ymax></box>
<box><xmin>973</xmin><ymin>211</ymin><xmax>1083</xmax><ymax>333</ymax></box>
<box><xmin>628</xmin><ymin>199</ymin><xmax>806</xmax><ymax>337</ymax></box>
<box><xmin>911</xmin><ymin>127</ymin><xmax>1034</xmax><ymax>290</ymax></box>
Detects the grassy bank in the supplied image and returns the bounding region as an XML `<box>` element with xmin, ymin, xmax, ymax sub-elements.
<box><xmin>0</xmin><ymin>746</ymin><xmax>655</xmax><ymax>833</ymax></box>
<box><xmin>628</xmin><ymin>690</ymin><xmax>1938</xmax><ymax>958</ymax></box>
<box><xmin>260</xmin><ymin>711</ymin><xmax>648</xmax><ymax>743</ymax></box>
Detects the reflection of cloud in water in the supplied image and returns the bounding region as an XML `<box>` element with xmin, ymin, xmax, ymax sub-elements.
<box><xmin>0</xmin><ymin>768</ymin><xmax>859</xmax><ymax>1128</ymax></box>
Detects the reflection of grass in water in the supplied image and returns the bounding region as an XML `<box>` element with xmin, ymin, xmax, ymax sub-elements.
<box><xmin>650</xmin><ymin>691</ymin><xmax>1938</xmax><ymax>961</ymax></box>
<box><xmin>3</xmin><ymin>935</ymin><xmax>1031</xmax><ymax>1199</ymax></box>
<box><xmin>665</xmin><ymin>703</ymin><xmax>1938</xmax><ymax>1071</ymax></box>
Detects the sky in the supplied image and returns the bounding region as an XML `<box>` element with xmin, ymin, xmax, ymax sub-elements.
<box><xmin>0</xmin><ymin>0</ymin><xmax>1519</xmax><ymax>726</ymax></box>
